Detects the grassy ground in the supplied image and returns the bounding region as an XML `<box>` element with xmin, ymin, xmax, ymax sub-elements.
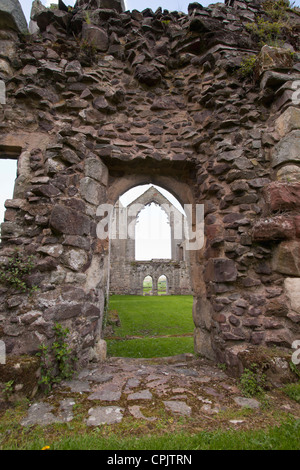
<box><xmin>1</xmin><ymin>295</ymin><xmax>299</xmax><ymax>450</ymax></box>
<box><xmin>0</xmin><ymin>399</ymin><xmax>299</xmax><ymax>450</ymax></box>
<box><xmin>106</xmin><ymin>295</ymin><xmax>194</xmax><ymax>357</ymax></box>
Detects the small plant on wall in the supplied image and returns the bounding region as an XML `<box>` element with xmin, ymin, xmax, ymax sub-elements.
<box><xmin>0</xmin><ymin>249</ymin><xmax>38</xmax><ymax>295</ymax></box>
<box><xmin>37</xmin><ymin>323</ymin><xmax>77</xmax><ymax>394</ymax></box>
<box><xmin>245</xmin><ymin>0</ymin><xmax>295</xmax><ymax>47</ymax></box>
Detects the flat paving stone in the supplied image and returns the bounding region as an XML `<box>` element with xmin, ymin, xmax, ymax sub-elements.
<box><xmin>163</xmin><ymin>400</ymin><xmax>192</xmax><ymax>416</ymax></box>
<box><xmin>21</xmin><ymin>403</ymin><xmax>60</xmax><ymax>427</ymax></box>
<box><xmin>127</xmin><ymin>390</ymin><xmax>153</xmax><ymax>401</ymax></box>
<box><xmin>128</xmin><ymin>405</ymin><xmax>157</xmax><ymax>421</ymax></box>
<box><xmin>86</xmin><ymin>406</ymin><xmax>124</xmax><ymax>426</ymax></box>
<box><xmin>61</xmin><ymin>379</ymin><xmax>91</xmax><ymax>393</ymax></box>
<box><xmin>234</xmin><ymin>396</ymin><xmax>260</xmax><ymax>409</ymax></box>
<box><xmin>21</xmin><ymin>399</ymin><xmax>76</xmax><ymax>427</ymax></box>
<box><xmin>88</xmin><ymin>390</ymin><xmax>122</xmax><ymax>401</ymax></box>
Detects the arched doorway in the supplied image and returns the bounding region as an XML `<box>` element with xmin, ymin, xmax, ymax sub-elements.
<box><xmin>143</xmin><ymin>275</ymin><xmax>153</xmax><ymax>295</ymax></box>
<box><xmin>102</xmin><ymin>159</ymin><xmax>213</xmax><ymax>361</ymax></box>
<box><xmin>158</xmin><ymin>275</ymin><xmax>168</xmax><ymax>295</ymax></box>
<box><xmin>106</xmin><ymin>179</ymin><xmax>201</xmax><ymax>359</ymax></box>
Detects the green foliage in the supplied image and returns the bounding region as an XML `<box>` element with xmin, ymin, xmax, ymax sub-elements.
<box><xmin>240</xmin><ymin>364</ymin><xmax>267</xmax><ymax>397</ymax></box>
<box><xmin>239</xmin><ymin>55</ymin><xmax>257</xmax><ymax>79</ymax></box>
<box><xmin>282</xmin><ymin>382</ymin><xmax>300</xmax><ymax>403</ymax></box>
<box><xmin>85</xmin><ymin>12</ymin><xmax>91</xmax><ymax>24</ymax></box>
<box><xmin>246</xmin><ymin>0</ymin><xmax>293</xmax><ymax>46</ymax></box>
<box><xmin>245</xmin><ymin>18</ymin><xmax>285</xmax><ymax>47</ymax></box>
<box><xmin>80</xmin><ymin>39</ymin><xmax>97</xmax><ymax>60</ymax></box>
<box><xmin>37</xmin><ymin>323</ymin><xmax>76</xmax><ymax>394</ymax></box>
<box><xmin>289</xmin><ymin>360</ymin><xmax>300</xmax><ymax>378</ymax></box>
<box><xmin>0</xmin><ymin>250</ymin><xmax>38</xmax><ymax>294</ymax></box>
<box><xmin>1</xmin><ymin>380</ymin><xmax>14</xmax><ymax>401</ymax></box>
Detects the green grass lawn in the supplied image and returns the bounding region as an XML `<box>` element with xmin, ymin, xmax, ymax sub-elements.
<box><xmin>106</xmin><ymin>295</ymin><xmax>194</xmax><ymax>358</ymax></box>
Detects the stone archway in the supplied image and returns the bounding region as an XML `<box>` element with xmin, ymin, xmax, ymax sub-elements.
<box><xmin>105</xmin><ymin>166</ymin><xmax>213</xmax><ymax>360</ymax></box>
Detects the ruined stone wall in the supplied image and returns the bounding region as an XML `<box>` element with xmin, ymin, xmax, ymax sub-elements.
<box><xmin>0</xmin><ymin>0</ymin><xmax>299</xmax><ymax>372</ymax></box>
<box><xmin>110</xmin><ymin>260</ymin><xmax>192</xmax><ymax>296</ymax></box>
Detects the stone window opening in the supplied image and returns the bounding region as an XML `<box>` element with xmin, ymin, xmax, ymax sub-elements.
<box><xmin>135</xmin><ymin>202</ymin><xmax>172</xmax><ymax>261</ymax></box>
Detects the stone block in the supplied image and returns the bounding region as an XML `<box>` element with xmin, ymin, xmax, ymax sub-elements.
<box><xmin>50</xmin><ymin>204</ymin><xmax>91</xmax><ymax>236</ymax></box>
<box><xmin>252</xmin><ymin>216</ymin><xmax>295</xmax><ymax>241</ymax></box>
<box><xmin>194</xmin><ymin>327</ymin><xmax>216</xmax><ymax>361</ymax></box>
<box><xmin>0</xmin><ymin>0</ymin><xmax>28</xmax><ymax>34</ymax></box>
<box><xmin>263</xmin><ymin>182</ymin><xmax>300</xmax><ymax>212</ymax></box>
<box><xmin>284</xmin><ymin>278</ymin><xmax>300</xmax><ymax>314</ymax></box>
<box><xmin>273</xmin><ymin>240</ymin><xmax>300</xmax><ymax>276</ymax></box>
<box><xmin>134</xmin><ymin>64</ymin><xmax>162</xmax><ymax>87</ymax></box>
<box><xmin>256</xmin><ymin>45</ymin><xmax>294</xmax><ymax>78</ymax></box>
<box><xmin>265</xmin><ymin>329</ymin><xmax>293</xmax><ymax>348</ymax></box>
<box><xmin>84</xmin><ymin>158</ymin><xmax>108</xmax><ymax>186</ymax></box>
<box><xmin>277</xmin><ymin>165</ymin><xmax>300</xmax><ymax>183</ymax></box>
<box><xmin>80</xmin><ymin>177</ymin><xmax>106</xmax><ymax>206</ymax></box>
<box><xmin>275</xmin><ymin>106</ymin><xmax>300</xmax><ymax>138</ymax></box>
<box><xmin>62</xmin><ymin>248</ymin><xmax>88</xmax><ymax>272</ymax></box>
<box><xmin>271</xmin><ymin>130</ymin><xmax>300</xmax><ymax>168</ymax></box>
<box><xmin>81</xmin><ymin>23</ymin><xmax>109</xmax><ymax>52</ymax></box>
<box><xmin>204</xmin><ymin>258</ymin><xmax>238</xmax><ymax>283</ymax></box>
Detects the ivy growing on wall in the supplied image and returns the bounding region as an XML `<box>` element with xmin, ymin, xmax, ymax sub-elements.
<box><xmin>0</xmin><ymin>249</ymin><xmax>38</xmax><ymax>295</ymax></box>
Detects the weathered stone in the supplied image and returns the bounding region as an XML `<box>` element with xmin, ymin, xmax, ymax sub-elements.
<box><xmin>134</xmin><ymin>64</ymin><xmax>162</xmax><ymax>86</ymax></box>
<box><xmin>84</xmin><ymin>158</ymin><xmax>108</xmax><ymax>186</ymax></box>
<box><xmin>65</xmin><ymin>60</ymin><xmax>83</xmax><ymax>77</ymax></box>
<box><xmin>88</xmin><ymin>390</ymin><xmax>121</xmax><ymax>401</ymax></box>
<box><xmin>256</xmin><ymin>45</ymin><xmax>294</xmax><ymax>79</ymax></box>
<box><xmin>252</xmin><ymin>216</ymin><xmax>295</xmax><ymax>241</ymax></box>
<box><xmin>21</xmin><ymin>403</ymin><xmax>60</xmax><ymax>427</ymax></box>
<box><xmin>234</xmin><ymin>397</ymin><xmax>260</xmax><ymax>409</ymax></box>
<box><xmin>0</xmin><ymin>0</ymin><xmax>28</xmax><ymax>33</ymax></box>
<box><xmin>275</xmin><ymin>106</ymin><xmax>300</xmax><ymax>138</ymax></box>
<box><xmin>273</xmin><ymin>240</ymin><xmax>300</xmax><ymax>276</ymax></box>
<box><xmin>277</xmin><ymin>165</ymin><xmax>300</xmax><ymax>183</ymax></box>
<box><xmin>86</xmin><ymin>406</ymin><xmax>124</xmax><ymax>426</ymax></box>
<box><xmin>163</xmin><ymin>400</ymin><xmax>192</xmax><ymax>416</ymax></box>
<box><xmin>50</xmin><ymin>205</ymin><xmax>91</xmax><ymax>236</ymax></box>
<box><xmin>271</xmin><ymin>130</ymin><xmax>300</xmax><ymax>168</ymax></box>
<box><xmin>128</xmin><ymin>405</ymin><xmax>157</xmax><ymax>421</ymax></box>
<box><xmin>45</xmin><ymin>303</ymin><xmax>83</xmax><ymax>321</ymax></box>
<box><xmin>265</xmin><ymin>329</ymin><xmax>293</xmax><ymax>348</ymax></box>
<box><xmin>82</xmin><ymin>23</ymin><xmax>109</xmax><ymax>52</ymax></box>
<box><xmin>62</xmin><ymin>248</ymin><xmax>88</xmax><ymax>272</ymax></box>
<box><xmin>127</xmin><ymin>390</ymin><xmax>153</xmax><ymax>401</ymax></box>
<box><xmin>80</xmin><ymin>177</ymin><xmax>106</xmax><ymax>205</ymax></box>
<box><xmin>284</xmin><ymin>278</ymin><xmax>300</xmax><ymax>314</ymax></box>
<box><xmin>204</xmin><ymin>258</ymin><xmax>237</xmax><ymax>283</ymax></box>
<box><xmin>263</xmin><ymin>182</ymin><xmax>300</xmax><ymax>212</ymax></box>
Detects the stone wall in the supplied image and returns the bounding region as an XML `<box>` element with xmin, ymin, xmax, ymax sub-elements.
<box><xmin>0</xmin><ymin>0</ymin><xmax>299</xmax><ymax>373</ymax></box>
